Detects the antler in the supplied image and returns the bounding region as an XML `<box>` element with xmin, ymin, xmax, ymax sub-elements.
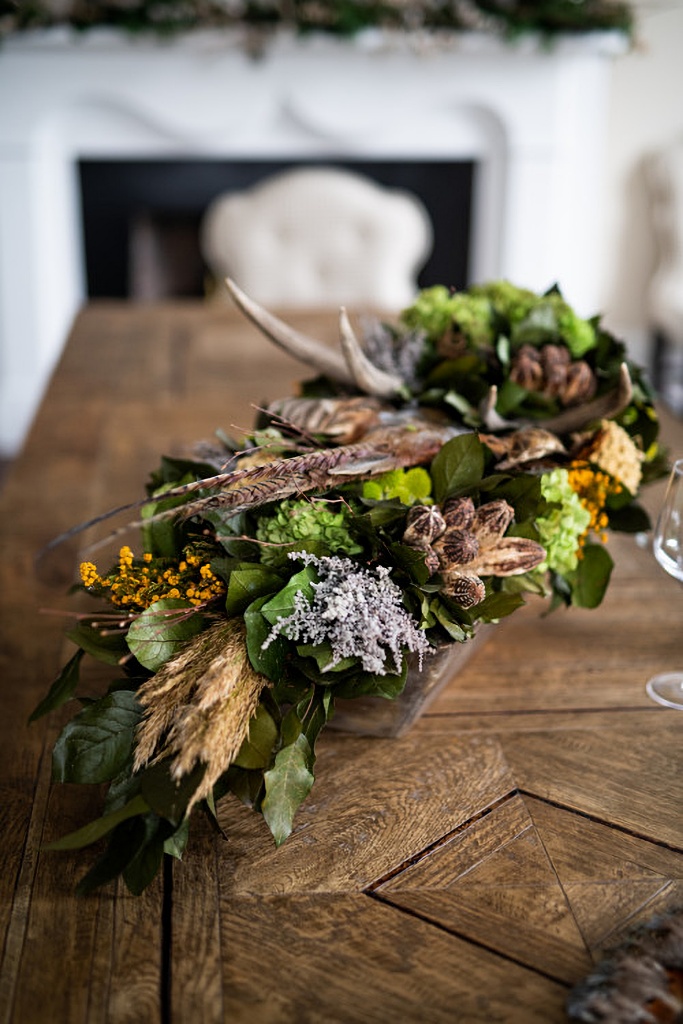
<box><xmin>480</xmin><ymin>363</ymin><xmax>634</xmax><ymax>434</ymax></box>
<box><xmin>224</xmin><ymin>278</ymin><xmax>404</xmax><ymax>398</ymax></box>
<box><xmin>542</xmin><ymin>362</ymin><xmax>633</xmax><ymax>433</ymax></box>
<box><xmin>224</xmin><ymin>277</ymin><xmax>353</xmax><ymax>385</ymax></box>
<box><xmin>338</xmin><ymin>307</ymin><xmax>405</xmax><ymax>398</ymax></box>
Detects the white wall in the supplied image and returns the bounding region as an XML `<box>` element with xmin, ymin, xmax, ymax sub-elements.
<box><xmin>601</xmin><ymin>0</ymin><xmax>683</xmax><ymax>365</ymax></box>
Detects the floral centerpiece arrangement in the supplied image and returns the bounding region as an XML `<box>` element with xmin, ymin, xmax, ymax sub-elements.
<box><xmin>32</xmin><ymin>279</ymin><xmax>665</xmax><ymax>895</ymax></box>
<box><xmin>0</xmin><ymin>0</ymin><xmax>634</xmax><ymax>44</ymax></box>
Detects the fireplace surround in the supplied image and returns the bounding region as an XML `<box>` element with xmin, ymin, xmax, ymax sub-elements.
<box><xmin>0</xmin><ymin>28</ymin><xmax>626</xmax><ymax>455</ymax></box>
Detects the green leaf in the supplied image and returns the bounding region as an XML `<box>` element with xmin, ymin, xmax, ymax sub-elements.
<box><xmin>103</xmin><ymin>762</ymin><xmax>141</xmax><ymax>814</ymax></box>
<box><xmin>512</xmin><ymin>302</ymin><xmax>558</xmax><ymax>345</ymax></box>
<box><xmin>389</xmin><ymin>542</ymin><xmax>433</xmax><ymax>585</ymax></box>
<box><xmin>139</xmin><ymin>759</ymin><xmax>206</xmax><ymax>827</ymax></box>
<box><xmin>566</xmin><ymin>544</ymin><xmax>614</xmax><ymax>609</ymax></box>
<box><xmin>431</xmin><ymin>600</ymin><xmax>469</xmax><ymax>641</ymax></box>
<box><xmin>52</xmin><ymin>690</ymin><xmax>142</xmax><ymax>784</ymax></box>
<box><xmin>487</xmin><ymin>473</ymin><xmax>543</xmax><ymax>523</ymax></box>
<box><xmin>224</xmin><ymin>565</ymin><xmax>282</xmax><ymax>616</ymax></box>
<box><xmin>141</xmin><ymin>476</ymin><xmax>194</xmax><ymax>558</ymax></box>
<box><xmin>430</xmin><ymin>434</ymin><xmax>485</xmax><ymax>504</ymax></box>
<box><xmin>123</xmin><ymin>818</ymin><xmax>166</xmax><ymax>895</ymax></box>
<box><xmin>164</xmin><ymin>817</ymin><xmax>190</xmax><ymax>860</ymax></box>
<box><xmin>606</xmin><ymin>503</ymin><xmax>651</xmax><ymax>534</ymax></box>
<box><xmin>333</xmin><ymin>659</ymin><xmax>408</xmax><ymax>700</ymax></box>
<box><xmin>44</xmin><ymin>793</ymin><xmax>151</xmax><ymax>851</ymax></box>
<box><xmin>244</xmin><ymin>596</ymin><xmax>288</xmax><ymax>680</ymax></box>
<box><xmin>468</xmin><ymin>590</ymin><xmax>525</xmax><ymax>622</ymax></box>
<box><xmin>149</xmin><ymin>454</ymin><xmax>219</xmax><ymax>489</ymax></box>
<box><xmin>29</xmin><ymin>648</ymin><xmax>85</xmax><ymax>722</ymax></box>
<box><xmin>295</xmin><ymin>642</ymin><xmax>357</xmax><ymax>674</ymax></box>
<box><xmin>65</xmin><ymin>622</ymin><xmax>129</xmax><ymax>666</ymax></box>
<box><xmin>262</xmin><ymin>735</ymin><xmax>314</xmax><ymax>846</ymax></box>
<box><xmin>304</xmin><ymin>691</ymin><xmax>331</xmax><ymax>751</ymax></box>
<box><xmin>126</xmin><ymin>600</ymin><xmax>205</xmax><ymax>672</ymax></box>
<box><xmin>260</xmin><ymin>566</ymin><xmax>318</xmax><ymax>625</ymax></box>
<box><xmin>222</xmin><ymin>765</ymin><xmax>265</xmax><ymax>810</ymax></box>
<box><xmin>75</xmin><ymin>813</ymin><xmax>161</xmax><ymax>896</ymax></box>
<box><xmin>234</xmin><ymin>704</ymin><xmax>279</xmax><ymax>769</ymax></box>
<box><xmin>443</xmin><ymin>389</ymin><xmax>477</xmax><ymax>419</ymax></box>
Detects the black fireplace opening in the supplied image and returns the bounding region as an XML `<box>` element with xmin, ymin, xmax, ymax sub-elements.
<box><xmin>79</xmin><ymin>158</ymin><xmax>474</xmax><ymax>300</ymax></box>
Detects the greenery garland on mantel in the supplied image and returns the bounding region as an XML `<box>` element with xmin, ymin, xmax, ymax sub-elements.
<box><xmin>0</xmin><ymin>0</ymin><xmax>635</xmax><ymax>46</ymax></box>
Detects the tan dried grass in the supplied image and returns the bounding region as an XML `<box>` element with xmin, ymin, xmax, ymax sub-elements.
<box><xmin>134</xmin><ymin>619</ymin><xmax>268</xmax><ymax>810</ymax></box>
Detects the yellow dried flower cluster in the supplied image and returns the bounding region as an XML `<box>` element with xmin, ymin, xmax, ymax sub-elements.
<box><xmin>79</xmin><ymin>545</ymin><xmax>225</xmax><ymax>611</ymax></box>
<box><xmin>567</xmin><ymin>464</ymin><xmax>621</xmax><ymax>545</ymax></box>
<box><xmin>583</xmin><ymin>419</ymin><xmax>643</xmax><ymax>496</ymax></box>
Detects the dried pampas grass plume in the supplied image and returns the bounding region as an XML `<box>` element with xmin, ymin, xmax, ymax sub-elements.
<box><xmin>134</xmin><ymin>619</ymin><xmax>269</xmax><ymax>811</ymax></box>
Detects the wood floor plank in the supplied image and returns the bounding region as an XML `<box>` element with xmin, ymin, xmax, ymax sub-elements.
<box><xmin>215</xmin><ymin>732</ymin><xmax>515</xmax><ymax>894</ymax></box>
<box><xmin>170</xmin><ymin>823</ymin><xmax>225</xmax><ymax>1024</ymax></box>
<box><xmin>498</xmin><ymin>721</ymin><xmax>683</xmax><ymax>848</ymax></box>
<box><xmin>218</xmin><ymin>893</ymin><xmax>568</xmax><ymax>1023</ymax></box>
<box><xmin>378</xmin><ymin>794</ymin><xmax>592</xmax><ymax>983</ymax></box>
<box><xmin>415</xmin><ymin>708</ymin><xmax>668</xmax><ymax>734</ymax></box>
<box><xmin>524</xmin><ymin>795</ymin><xmax>683</xmax><ymax>956</ymax></box>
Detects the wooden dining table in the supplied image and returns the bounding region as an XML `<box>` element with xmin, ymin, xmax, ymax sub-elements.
<box><xmin>1</xmin><ymin>300</ymin><xmax>682</xmax><ymax>1023</ymax></box>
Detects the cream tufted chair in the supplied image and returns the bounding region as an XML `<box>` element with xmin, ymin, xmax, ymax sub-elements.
<box><xmin>199</xmin><ymin>167</ymin><xmax>433</xmax><ymax>309</ymax></box>
<box><xmin>647</xmin><ymin>137</ymin><xmax>683</xmax><ymax>404</ymax></box>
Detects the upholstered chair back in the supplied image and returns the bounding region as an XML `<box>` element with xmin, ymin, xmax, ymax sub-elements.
<box><xmin>200</xmin><ymin>166</ymin><xmax>433</xmax><ymax>309</ymax></box>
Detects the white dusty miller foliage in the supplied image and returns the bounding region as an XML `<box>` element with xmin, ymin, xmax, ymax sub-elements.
<box><xmin>262</xmin><ymin>551</ymin><xmax>429</xmax><ymax>675</ymax></box>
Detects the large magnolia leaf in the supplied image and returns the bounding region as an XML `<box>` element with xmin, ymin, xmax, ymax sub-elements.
<box><xmin>262</xmin><ymin>735</ymin><xmax>314</xmax><ymax>846</ymax></box>
<box><xmin>430</xmin><ymin>433</ymin><xmax>485</xmax><ymax>503</ymax></box>
<box><xmin>126</xmin><ymin>599</ymin><xmax>204</xmax><ymax>671</ymax></box>
<box><xmin>52</xmin><ymin>690</ymin><xmax>142</xmax><ymax>784</ymax></box>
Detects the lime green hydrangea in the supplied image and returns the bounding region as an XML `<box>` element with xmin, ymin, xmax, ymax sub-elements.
<box><xmin>470</xmin><ymin>280</ymin><xmax>537</xmax><ymax>327</ymax></box>
<box><xmin>470</xmin><ymin>282</ymin><xmax>596</xmax><ymax>359</ymax></box>
<box><xmin>362</xmin><ymin>467</ymin><xmax>433</xmax><ymax>505</ymax></box>
<box><xmin>255</xmin><ymin>499</ymin><xmax>362</xmax><ymax>567</ymax></box>
<box><xmin>448</xmin><ymin>293</ymin><xmax>495</xmax><ymax>347</ymax></box>
<box><xmin>400</xmin><ymin>285</ymin><xmax>456</xmax><ymax>340</ymax></box>
<box><xmin>536</xmin><ymin>469</ymin><xmax>591</xmax><ymax>576</ymax></box>
<box><xmin>551</xmin><ymin>297</ymin><xmax>596</xmax><ymax>358</ymax></box>
<box><xmin>401</xmin><ymin>286</ymin><xmax>493</xmax><ymax>346</ymax></box>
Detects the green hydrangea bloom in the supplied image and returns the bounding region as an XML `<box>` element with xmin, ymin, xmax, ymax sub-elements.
<box><xmin>470</xmin><ymin>280</ymin><xmax>538</xmax><ymax>327</ymax></box>
<box><xmin>362</xmin><ymin>467</ymin><xmax>433</xmax><ymax>505</ymax></box>
<box><xmin>448</xmin><ymin>294</ymin><xmax>495</xmax><ymax>347</ymax></box>
<box><xmin>255</xmin><ymin>499</ymin><xmax>362</xmax><ymax>567</ymax></box>
<box><xmin>551</xmin><ymin>297</ymin><xmax>596</xmax><ymax>357</ymax></box>
<box><xmin>401</xmin><ymin>285</ymin><xmax>456</xmax><ymax>340</ymax></box>
<box><xmin>401</xmin><ymin>286</ymin><xmax>493</xmax><ymax>347</ymax></box>
<box><xmin>536</xmin><ymin>469</ymin><xmax>591</xmax><ymax>576</ymax></box>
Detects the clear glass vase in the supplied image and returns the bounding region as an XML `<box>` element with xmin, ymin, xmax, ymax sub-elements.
<box><xmin>328</xmin><ymin>629</ymin><xmax>491</xmax><ymax>738</ymax></box>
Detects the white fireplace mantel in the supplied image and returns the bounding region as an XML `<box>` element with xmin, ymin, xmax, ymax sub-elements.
<box><xmin>0</xmin><ymin>28</ymin><xmax>626</xmax><ymax>455</ymax></box>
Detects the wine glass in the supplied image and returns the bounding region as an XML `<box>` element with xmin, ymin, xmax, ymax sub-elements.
<box><xmin>646</xmin><ymin>457</ymin><xmax>683</xmax><ymax>708</ymax></box>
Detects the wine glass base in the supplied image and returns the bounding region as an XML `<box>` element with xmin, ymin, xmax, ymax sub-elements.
<box><xmin>646</xmin><ymin>672</ymin><xmax>683</xmax><ymax>710</ymax></box>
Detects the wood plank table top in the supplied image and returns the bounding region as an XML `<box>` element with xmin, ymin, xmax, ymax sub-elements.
<box><xmin>1</xmin><ymin>301</ymin><xmax>682</xmax><ymax>1023</ymax></box>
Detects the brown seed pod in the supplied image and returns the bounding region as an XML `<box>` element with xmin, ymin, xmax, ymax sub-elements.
<box><xmin>509</xmin><ymin>344</ymin><xmax>544</xmax><ymax>391</ymax></box>
<box><xmin>472</xmin><ymin>499</ymin><xmax>515</xmax><ymax>542</ymax></box>
<box><xmin>441</xmin><ymin>495</ymin><xmax>475</xmax><ymax>531</ymax></box>
<box><xmin>561</xmin><ymin>361</ymin><xmax>597</xmax><ymax>407</ymax></box>
<box><xmin>403</xmin><ymin>504</ymin><xmax>447</xmax><ymax>548</ymax></box>
<box><xmin>434</xmin><ymin>528</ymin><xmax>479</xmax><ymax>567</ymax></box>
<box><xmin>440</xmin><ymin>571</ymin><xmax>486</xmax><ymax>608</ymax></box>
<box><xmin>474</xmin><ymin>537</ymin><xmax>546</xmax><ymax>576</ymax></box>
<box><xmin>540</xmin><ymin>344</ymin><xmax>570</xmax><ymax>398</ymax></box>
